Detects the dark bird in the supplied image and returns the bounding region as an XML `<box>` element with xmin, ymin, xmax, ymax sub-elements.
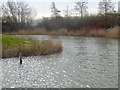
<box><xmin>19</xmin><ymin>52</ymin><xmax>22</xmax><ymax>65</ymax></box>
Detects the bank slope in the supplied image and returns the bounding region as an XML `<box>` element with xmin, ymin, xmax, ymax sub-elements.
<box><xmin>1</xmin><ymin>34</ymin><xmax>62</xmax><ymax>58</ymax></box>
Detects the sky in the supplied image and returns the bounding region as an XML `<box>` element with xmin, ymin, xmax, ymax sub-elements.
<box><xmin>0</xmin><ymin>0</ymin><xmax>119</xmax><ymax>19</ymax></box>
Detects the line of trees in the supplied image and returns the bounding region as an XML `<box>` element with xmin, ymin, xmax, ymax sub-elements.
<box><xmin>1</xmin><ymin>0</ymin><xmax>120</xmax><ymax>32</ymax></box>
<box><xmin>50</xmin><ymin>0</ymin><xmax>117</xmax><ymax>17</ymax></box>
<box><xmin>37</xmin><ymin>0</ymin><xmax>119</xmax><ymax>31</ymax></box>
<box><xmin>74</xmin><ymin>0</ymin><xmax>88</xmax><ymax>17</ymax></box>
<box><xmin>1</xmin><ymin>0</ymin><xmax>36</xmax><ymax>32</ymax></box>
<box><xmin>37</xmin><ymin>15</ymin><xmax>118</xmax><ymax>31</ymax></box>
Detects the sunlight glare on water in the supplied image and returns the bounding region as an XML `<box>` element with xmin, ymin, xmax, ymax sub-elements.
<box><xmin>1</xmin><ymin>35</ymin><xmax>118</xmax><ymax>88</ymax></box>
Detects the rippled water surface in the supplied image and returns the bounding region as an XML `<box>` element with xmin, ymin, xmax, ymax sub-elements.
<box><xmin>1</xmin><ymin>35</ymin><xmax>118</xmax><ymax>88</ymax></box>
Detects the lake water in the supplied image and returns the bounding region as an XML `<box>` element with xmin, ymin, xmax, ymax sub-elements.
<box><xmin>1</xmin><ymin>35</ymin><xmax>118</xmax><ymax>88</ymax></box>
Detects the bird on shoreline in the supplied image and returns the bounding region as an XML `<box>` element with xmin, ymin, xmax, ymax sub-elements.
<box><xmin>19</xmin><ymin>52</ymin><xmax>22</xmax><ymax>65</ymax></box>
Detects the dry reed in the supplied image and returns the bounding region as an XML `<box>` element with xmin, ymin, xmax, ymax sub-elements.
<box><xmin>2</xmin><ymin>39</ymin><xmax>62</xmax><ymax>58</ymax></box>
<box><xmin>4</xmin><ymin>26</ymin><xmax>119</xmax><ymax>39</ymax></box>
<box><xmin>105</xmin><ymin>26</ymin><xmax>119</xmax><ymax>38</ymax></box>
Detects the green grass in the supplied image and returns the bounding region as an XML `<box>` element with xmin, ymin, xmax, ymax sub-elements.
<box><xmin>2</xmin><ymin>34</ymin><xmax>31</xmax><ymax>49</ymax></box>
<box><xmin>1</xmin><ymin>34</ymin><xmax>62</xmax><ymax>58</ymax></box>
<box><xmin>1</xmin><ymin>34</ymin><xmax>33</xmax><ymax>58</ymax></box>
<box><xmin>0</xmin><ymin>34</ymin><xmax>2</xmax><ymax>45</ymax></box>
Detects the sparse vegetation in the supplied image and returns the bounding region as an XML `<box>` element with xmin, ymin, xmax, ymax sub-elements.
<box><xmin>5</xmin><ymin>26</ymin><xmax>119</xmax><ymax>39</ymax></box>
<box><xmin>1</xmin><ymin>34</ymin><xmax>62</xmax><ymax>58</ymax></box>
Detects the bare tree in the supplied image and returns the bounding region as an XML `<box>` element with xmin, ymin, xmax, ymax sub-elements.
<box><xmin>0</xmin><ymin>5</ymin><xmax>2</xmax><ymax>34</ymax></box>
<box><xmin>51</xmin><ymin>2</ymin><xmax>61</xmax><ymax>17</ymax></box>
<box><xmin>74</xmin><ymin>0</ymin><xmax>88</xmax><ymax>17</ymax></box>
<box><xmin>63</xmin><ymin>5</ymin><xmax>71</xmax><ymax>17</ymax></box>
<box><xmin>118</xmin><ymin>1</ymin><xmax>120</xmax><ymax>14</ymax></box>
<box><xmin>16</xmin><ymin>1</ymin><xmax>35</xmax><ymax>29</ymax></box>
<box><xmin>1</xmin><ymin>0</ymin><xmax>35</xmax><ymax>31</ymax></box>
<box><xmin>98</xmin><ymin>0</ymin><xmax>115</xmax><ymax>15</ymax></box>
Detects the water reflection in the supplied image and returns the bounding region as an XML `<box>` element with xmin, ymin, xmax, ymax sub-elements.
<box><xmin>1</xmin><ymin>35</ymin><xmax>118</xmax><ymax>88</ymax></box>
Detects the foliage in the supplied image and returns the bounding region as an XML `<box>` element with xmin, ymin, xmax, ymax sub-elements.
<box><xmin>37</xmin><ymin>14</ymin><xmax>118</xmax><ymax>31</ymax></box>
<box><xmin>95</xmin><ymin>14</ymin><xmax>118</xmax><ymax>29</ymax></box>
<box><xmin>1</xmin><ymin>34</ymin><xmax>62</xmax><ymax>58</ymax></box>
<box><xmin>1</xmin><ymin>0</ymin><xmax>119</xmax><ymax>32</ymax></box>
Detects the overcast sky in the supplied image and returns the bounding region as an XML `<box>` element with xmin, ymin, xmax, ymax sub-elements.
<box><xmin>0</xmin><ymin>0</ymin><xmax>119</xmax><ymax>19</ymax></box>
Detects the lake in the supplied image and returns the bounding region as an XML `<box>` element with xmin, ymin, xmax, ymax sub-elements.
<box><xmin>1</xmin><ymin>35</ymin><xmax>118</xmax><ymax>88</ymax></box>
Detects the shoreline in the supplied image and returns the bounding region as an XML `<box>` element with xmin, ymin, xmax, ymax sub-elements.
<box><xmin>4</xmin><ymin>26</ymin><xmax>119</xmax><ymax>39</ymax></box>
<box><xmin>1</xmin><ymin>34</ymin><xmax>62</xmax><ymax>58</ymax></box>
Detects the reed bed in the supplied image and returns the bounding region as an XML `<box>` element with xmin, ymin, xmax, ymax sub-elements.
<box><xmin>51</xmin><ymin>26</ymin><xmax>119</xmax><ymax>39</ymax></box>
<box><xmin>23</xmin><ymin>39</ymin><xmax>62</xmax><ymax>56</ymax></box>
<box><xmin>9</xmin><ymin>28</ymin><xmax>48</xmax><ymax>35</ymax></box>
<box><xmin>1</xmin><ymin>34</ymin><xmax>62</xmax><ymax>58</ymax></box>
<box><xmin>105</xmin><ymin>26</ymin><xmax>119</xmax><ymax>38</ymax></box>
<box><xmin>4</xmin><ymin>26</ymin><xmax>119</xmax><ymax>39</ymax></box>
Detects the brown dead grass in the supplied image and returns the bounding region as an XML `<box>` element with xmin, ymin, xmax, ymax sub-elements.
<box><xmin>2</xmin><ymin>39</ymin><xmax>62</xmax><ymax>58</ymax></box>
<box><xmin>4</xmin><ymin>26</ymin><xmax>119</xmax><ymax>39</ymax></box>
<box><xmin>105</xmin><ymin>26</ymin><xmax>119</xmax><ymax>38</ymax></box>
<box><xmin>22</xmin><ymin>39</ymin><xmax>62</xmax><ymax>56</ymax></box>
<box><xmin>96</xmin><ymin>29</ymin><xmax>106</xmax><ymax>37</ymax></box>
<box><xmin>9</xmin><ymin>28</ymin><xmax>48</xmax><ymax>35</ymax></box>
<box><xmin>50</xmin><ymin>26</ymin><xmax>119</xmax><ymax>39</ymax></box>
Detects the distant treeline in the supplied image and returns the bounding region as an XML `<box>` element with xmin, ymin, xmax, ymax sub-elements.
<box><xmin>1</xmin><ymin>0</ymin><xmax>120</xmax><ymax>32</ymax></box>
<box><xmin>2</xmin><ymin>14</ymin><xmax>119</xmax><ymax>32</ymax></box>
<box><xmin>37</xmin><ymin>14</ymin><xmax>119</xmax><ymax>31</ymax></box>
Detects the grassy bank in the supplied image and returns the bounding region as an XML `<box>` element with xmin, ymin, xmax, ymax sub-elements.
<box><xmin>6</xmin><ymin>26</ymin><xmax>119</xmax><ymax>39</ymax></box>
<box><xmin>1</xmin><ymin>34</ymin><xmax>62</xmax><ymax>58</ymax></box>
